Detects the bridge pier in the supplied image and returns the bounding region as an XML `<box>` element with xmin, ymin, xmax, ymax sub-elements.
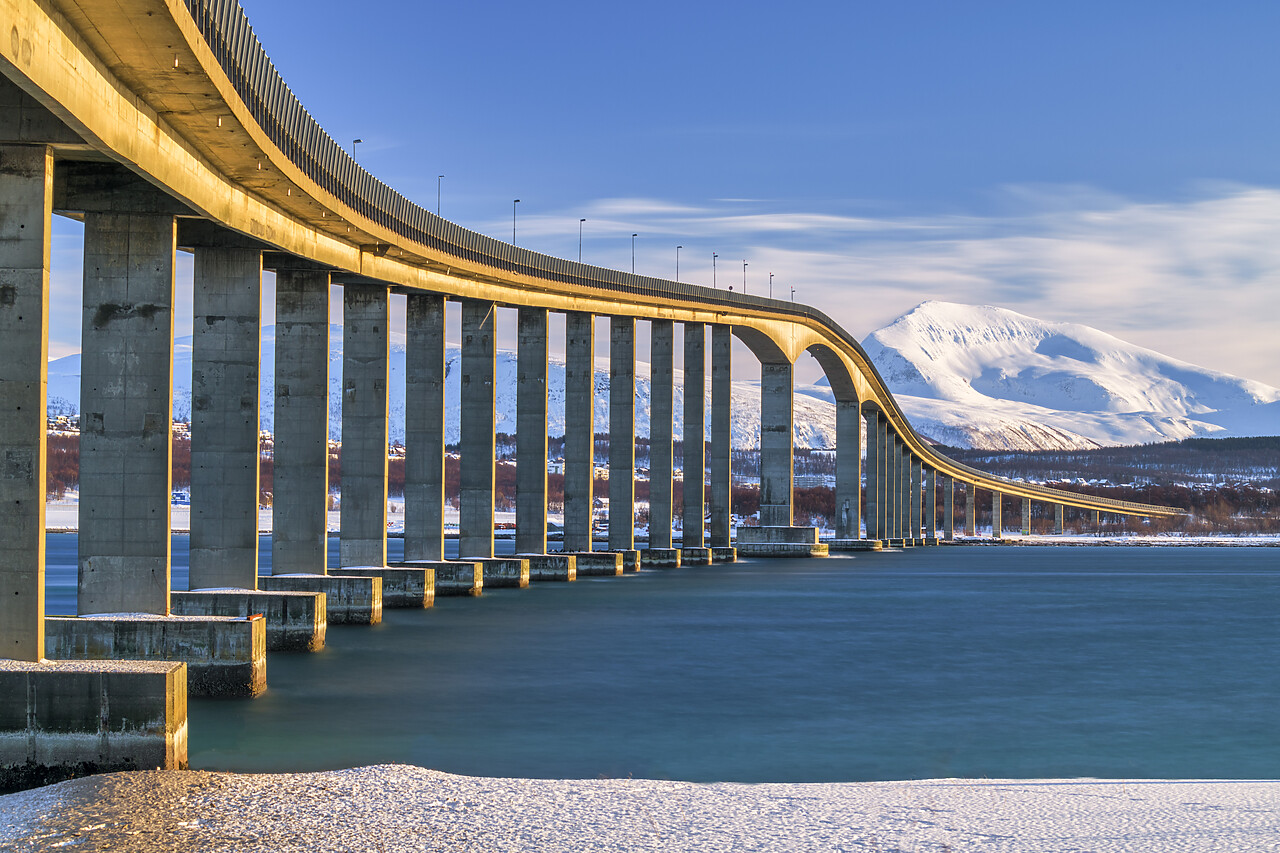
<box><xmin>992</xmin><ymin>491</ymin><xmax>1003</xmax><ymax>539</ymax></box>
<box><xmin>339</xmin><ymin>282</ymin><xmax>390</xmax><ymax>569</ymax></box>
<box><xmin>404</xmin><ymin>293</ymin><xmax>446</xmax><ymax>561</ymax></box>
<box><xmin>708</xmin><ymin>325</ymin><xmax>733</xmax><ymax>556</ymax></box>
<box><xmin>943</xmin><ymin>475</ymin><xmax>955</xmax><ymax>540</ymax></box>
<box><xmin>516</xmin><ymin>307</ymin><xmax>549</xmax><ymax>556</ymax></box>
<box><xmin>1021</xmin><ymin>497</ymin><xmax>1032</xmax><ymax>536</ymax></box>
<box><xmin>909</xmin><ymin>456</ymin><xmax>923</xmax><ymax>545</ymax></box>
<box><xmin>459</xmin><ymin>298</ymin><xmax>496</xmax><ymax>560</ymax></box>
<box><xmin>646</xmin><ymin>319</ymin><xmax>674</xmax><ymax>561</ymax></box>
<box><xmin>1055</xmin><ymin>503</ymin><xmax>1065</xmax><ymax>535</ymax></box>
<box><xmin>562</xmin><ymin>311</ymin><xmax>594</xmax><ymax>554</ymax></box>
<box><xmin>925</xmin><ymin>467</ymin><xmax>938</xmax><ymax>543</ymax></box>
<box><xmin>682</xmin><ymin>322</ymin><xmax>709</xmax><ymax>563</ymax></box>
<box><xmin>609</xmin><ymin>317</ymin><xmax>636</xmax><ymax>551</ymax></box>
<box><xmin>864</xmin><ymin>410</ymin><xmax>881</xmax><ymax>541</ymax></box>
<box><xmin>833</xmin><ymin>400</ymin><xmax>862</xmax><ymax>541</ymax></box>
<box><xmin>965</xmin><ymin>484</ymin><xmax>977</xmax><ymax>536</ymax></box>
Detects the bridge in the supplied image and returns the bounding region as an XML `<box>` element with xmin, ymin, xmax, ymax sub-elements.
<box><xmin>0</xmin><ymin>0</ymin><xmax>1183</xmax><ymax>788</ymax></box>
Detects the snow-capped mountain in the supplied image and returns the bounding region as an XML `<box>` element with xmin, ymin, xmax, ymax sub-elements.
<box><xmin>859</xmin><ymin>301</ymin><xmax>1280</xmax><ymax>450</ymax></box>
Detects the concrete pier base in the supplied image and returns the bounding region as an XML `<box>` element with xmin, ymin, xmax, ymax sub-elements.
<box><xmin>331</xmin><ymin>567</ymin><xmax>434</xmax><ymax>609</ymax></box>
<box><xmin>735</xmin><ymin>527</ymin><xmax>829</xmax><ymax>557</ymax></box>
<box><xmin>391</xmin><ymin>561</ymin><xmax>484</xmax><ymax>596</ymax></box>
<box><xmin>469</xmin><ymin>558</ymin><xmax>530</xmax><ymax>589</ymax></box>
<box><xmin>0</xmin><ymin>660</ymin><xmax>187</xmax><ymax>792</ymax></box>
<box><xmin>44</xmin><ymin>616</ymin><xmax>265</xmax><ymax>698</ymax></box>
<box><xmin>828</xmin><ymin>539</ymin><xmax>884</xmax><ymax>552</ymax></box>
<box><xmin>612</xmin><ymin>549</ymin><xmax>642</xmax><ymax>573</ymax></box>
<box><xmin>640</xmin><ymin>548</ymin><xmax>681</xmax><ymax>568</ymax></box>
<box><xmin>710</xmin><ymin>547</ymin><xmax>738</xmax><ymax>563</ymax></box>
<box><xmin>171</xmin><ymin>589</ymin><xmax>325</xmax><ymax>652</ymax></box>
<box><xmin>524</xmin><ymin>554</ymin><xmax>576</xmax><ymax>582</ymax></box>
<box><xmin>680</xmin><ymin>547</ymin><xmax>712</xmax><ymax>565</ymax></box>
<box><xmin>559</xmin><ymin>552</ymin><xmax>623</xmax><ymax>576</ymax></box>
<box><xmin>258</xmin><ymin>575</ymin><xmax>382</xmax><ymax>625</ymax></box>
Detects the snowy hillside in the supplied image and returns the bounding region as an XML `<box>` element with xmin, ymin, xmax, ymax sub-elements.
<box><xmin>860</xmin><ymin>301</ymin><xmax>1280</xmax><ymax>450</ymax></box>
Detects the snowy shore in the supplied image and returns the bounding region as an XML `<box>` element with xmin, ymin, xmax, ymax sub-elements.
<box><xmin>4</xmin><ymin>766</ymin><xmax>1280</xmax><ymax>852</ymax></box>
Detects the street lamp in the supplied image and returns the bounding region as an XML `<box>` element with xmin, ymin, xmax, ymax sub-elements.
<box><xmin>743</xmin><ymin>260</ymin><xmax>748</xmax><ymax>294</ymax></box>
<box><xmin>352</xmin><ymin>138</ymin><xmax>363</xmax><ymax>158</ymax></box>
<box><xmin>579</xmin><ymin>218</ymin><xmax>586</xmax><ymax>263</ymax></box>
<box><xmin>790</xmin><ymin>286</ymin><xmax>795</xmax><ymax>301</ymax></box>
<box><xmin>632</xmin><ymin>234</ymin><xmax>638</xmax><ymax>274</ymax></box>
<box><xmin>713</xmin><ymin>253</ymin><xmax>718</xmax><ymax>288</ymax></box>
<box><xmin>676</xmin><ymin>246</ymin><xmax>683</xmax><ymax>282</ymax></box>
<box><xmin>769</xmin><ymin>272</ymin><xmax>774</xmax><ymax>298</ymax></box>
<box><xmin>437</xmin><ymin>175</ymin><xmax>444</xmax><ymax>216</ymax></box>
<box><xmin>513</xmin><ymin>199</ymin><xmax>520</xmax><ymax>244</ymax></box>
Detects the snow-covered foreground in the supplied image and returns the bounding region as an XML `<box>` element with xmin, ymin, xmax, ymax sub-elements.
<box><xmin>4</xmin><ymin>766</ymin><xmax>1280</xmax><ymax>852</ymax></box>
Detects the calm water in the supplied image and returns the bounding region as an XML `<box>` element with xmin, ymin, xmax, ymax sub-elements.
<box><xmin>44</xmin><ymin>535</ymin><xmax>1280</xmax><ymax>781</ymax></box>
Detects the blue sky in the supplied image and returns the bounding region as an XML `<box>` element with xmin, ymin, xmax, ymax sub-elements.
<box><xmin>46</xmin><ymin>1</ymin><xmax>1280</xmax><ymax>387</ymax></box>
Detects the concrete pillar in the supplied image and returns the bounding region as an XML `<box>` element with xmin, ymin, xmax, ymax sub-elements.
<box><xmin>404</xmin><ymin>294</ymin><xmax>445</xmax><ymax>561</ymax></box>
<box><xmin>459</xmin><ymin>299</ymin><xmax>496</xmax><ymax>559</ymax></box>
<box><xmin>0</xmin><ymin>145</ymin><xmax>51</xmax><ymax>659</ymax></box>
<box><xmin>682</xmin><ymin>323</ymin><xmax>706</xmax><ymax>548</ymax></box>
<box><xmin>900</xmin><ymin>445</ymin><xmax>912</xmax><ymax>540</ymax></box>
<box><xmin>78</xmin><ymin>211</ymin><xmax>175</xmax><ymax>615</ymax></box>
<box><xmin>709</xmin><ymin>325</ymin><xmax>732</xmax><ymax>547</ymax></box>
<box><xmin>864</xmin><ymin>410</ymin><xmax>880</xmax><ymax>540</ymax></box>
<box><xmin>609</xmin><ymin>316</ymin><xmax>636</xmax><ymax>550</ymax></box>
<box><xmin>272</xmin><ymin>268</ymin><xmax>331</xmax><ymax>574</ymax></box>
<box><xmin>339</xmin><ymin>284</ymin><xmax>390</xmax><ymax>568</ymax></box>
<box><xmin>189</xmin><ymin>246</ymin><xmax>262</xmax><ymax>589</ymax></box>
<box><xmin>992</xmin><ymin>491</ymin><xmax>1003</xmax><ymax>539</ymax></box>
<box><xmin>1094</xmin><ymin>509</ymin><xmax>1101</xmax><ymax>529</ymax></box>
<box><xmin>885</xmin><ymin>432</ymin><xmax>898</xmax><ymax>539</ymax></box>
<box><xmin>1021</xmin><ymin>497</ymin><xmax>1032</xmax><ymax>536</ymax></box>
<box><xmin>943</xmin><ymin>475</ymin><xmax>955</xmax><ymax>540</ymax></box>
<box><xmin>759</xmin><ymin>360</ymin><xmax>794</xmax><ymax>528</ymax></box>
<box><xmin>835</xmin><ymin>401</ymin><xmax>862</xmax><ymax>539</ymax></box>
<box><xmin>648</xmin><ymin>320</ymin><xmax>673</xmax><ymax>549</ymax></box>
<box><xmin>1055</xmin><ymin>503</ymin><xmax>1065</xmax><ymax>534</ymax></box>
<box><xmin>925</xmin><ymin>467</ymin><xmax>937</xmax><ymax>541</ymax></box>
<box><xmin>516</xmin><ymin>307</ymin><xmax>549</xmax><ymax>555</ymax></box>
<box><xmin>965</xmin><ymin>485</ymin><xmax>977</xmax><ymax>536</ymax></box>
<box><xmin>909</xmin><ymin>457</ymin><xmax>922</xmax><ymax>542</ymax></box>
<box><xmin>562</xmin><ymin>311</ymin><xmax>594</xmax><ymax>553</ymax></box>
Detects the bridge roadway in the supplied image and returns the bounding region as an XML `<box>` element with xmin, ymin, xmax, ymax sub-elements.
<box><xmin>0</xmin><ymin>0</ymin><xmax>1184</xmax><ymax>786</ymax></box>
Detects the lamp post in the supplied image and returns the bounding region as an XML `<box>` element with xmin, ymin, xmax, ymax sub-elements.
<box><xmin>513</xmin><ymin>199</ymin><xmax>520</xmax><ymax>244</ymax></box>
<box><xmin>713</xmin><ymin>252</ymin><xmax>718</xmax><ymax>288</ymax></box>
<box><xmin>352</xmin><ymin>138</ymin><xmax>363</xmax><ymax>158</ymax></box>
<box><xmin>579</xmin><ymin>218</ymin><xmax>586</xmax><ymax>263</ymax></box>
<box><xmin>743</xmin><ymin>260</ymin><xmax>748</xmax><ymax>294</ymax></box>
<box><xmin>676</xmin><ymin>245</ymin><xmax>683</xmax><ymax>282</ymax></box>
<box><xmin>790</xmin><ymin>286</ymin><xmax>795</xmax><ymax>301</ymax></box>
<box><xmin>632</xmin><ymin>234</ymin><xmax>638</xmax><ymax>274</ymax></box>
<box><xmin>437</xmin><ymin>175</ymin><xmax>443</xmax><ymax>216</ymax></box>
<box><xmin>769</xmin><ymin>272</ymin><xmax>774</xmax><ymax>298</ymax></box>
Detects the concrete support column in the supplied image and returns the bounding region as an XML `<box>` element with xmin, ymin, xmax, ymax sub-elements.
<box><xmin>609</xmin><ymin>317</ymin><xmax>636</xmax><ymax>550</ymax></box>
<box><xmin>835</xmin><ymin>401</ymin><xmax>862</xmax><ymax>539</ymax></box>
<box><xmin>943</xmin><ymin>476</ymin><xmax>955</xmax><ymax>540</ymax></box>
<box><xmin>404</xmin><ymin>294</ymin><xmax>445</xmax><ymax>560</ymax></box>
<box><xmin>339</xmin><ymin>284</ymin><xmax>390</xmax><ymax>568</ymax></box>
<box><xmin>965</xmin><ymin>485</ymin><xmax>977</xmax><ymax>536</ymax></box>
<box><xmin>992</xmin><ymin>491</ymin><xmax>1003</xmax><ymax>539</ymax></box>
<box><xmin>708</xmin><ymin>325</ymin><xmax>732</xmax><ymax>547</ymax></box>
<box><xmin>273</xmin><ymin>269</ymin><xmax>331</xmax><ymax>574</ymax></box>
<box><xmin>516</xmin><ymin>307</ymin><xmax>549</xmax><ymax>555</ymax></box>
<box><xmin>459</xmin><ymin>299</ymin><xmax>496</xmax><ymax>559</ymax></box>
<box><xmin>648</xmin><ymin>320</ymin><xmax>674</xmax><ymax>549</ymax></box>
<box><xmin>925</xmin><ymin>467</ymin><xmax>937</xmax><ymax>540</ymax></box>
<box><xmin>886</xmin><ymin>433</ymin><xmax>898</xmax><ymax>539</ymax></box>
<box><xmin>1021</xmin><ymin>497</ymin><xmax>1032</xmax><ymax>536</ymax></box>
<box><xmin>759</xmin><ymin>361</ymin><xmax>794</xmax><ymax>528</ymax></box>
<box><xmin>682</xmin><ymin>323</ymin><xmax>706</xmax><ymax>548</ymax></box>
<box><xmin>909</xmin><ymin>457</ymin><xmax>922</xmax><ymax>541</ymax></box>
<box><xmin>900</xmin><ymin>446</ymin><xmax>912</xmax><ymax>540</ymax></box>
<box><xmin>189</xmin><ymin>246</ymin><xmax>262</xmax><ymax>589</ymax></box>
<box><xmin>1055</xmin><ymin>503</ymin><xmax>1065</xmax><ymax>535</ymax></box>
<box><xmin>562</xmin><ymin>311</ymin><xmax>594</xmax><ymax>553</ymax></box>
<box><xmin>78</xmin><ymin>211</ymin><xmax>175</xmax><ymax>615</ymax></box>
<box><xmin>864</xmin><ymin>411</ymin><xmax>880</xmax><ymax>540</ymax></box>
<box><xmin>0</xmin><ymin>145</ymin><xmax>51</xmax><ymax>659</ymax></box>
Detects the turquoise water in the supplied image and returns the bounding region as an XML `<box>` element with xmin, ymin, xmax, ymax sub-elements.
<box><xmin>43</xmin><ymin>535</ymin><xmax>1280</xmax><ymax>782</ymax></box>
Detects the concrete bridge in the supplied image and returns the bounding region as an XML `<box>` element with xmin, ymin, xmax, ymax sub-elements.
<box><xmin>0</xmin><ymin>0</ymin><xmax>1183</xmax><ymax>788</ymax></box>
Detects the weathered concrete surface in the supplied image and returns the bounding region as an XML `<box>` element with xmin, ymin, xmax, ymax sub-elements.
<box><xmin>392</xmin><ymin>561</ymin><xmax>483</xmax><ymax>597</ymax></box>
<box><xmin>736</xmin><ymin>526</ymin><xmax>828</xmax><ymax>557</ymax></box>
<box><xmin>0</xmin><ymin>660</ymin><xmax>186</xmax><ymax>792</ymax></box>
<box><xmin>331</xmin><ymin>566</ymin><xmax>433</xmax><ymax>609</ymax></box>
<box><xmin>559</xmin><ymin>552</ymin><xmax>623</xmax><ymax>577</ymax></box>
<box><xmin>710</xmin><ymin>546</ymin><xmax>738</xmax><ymax>563</ymax></box>
<box><xmin>943</xmin><ymin>475</ymin><xmax>955</xmax><ymax>541</ymax></box>
<box><xmin>910</xmin><ymin>457</ymin><xmax>922</xmax><ymax>543</ymax></box>
<box><xmin>828</xmin><ymin>539</ymin><xmax>883</xmax><ymax>552</ymax></box>
<box><xmin>516</xmin><ymin>308</ymin><xmax>549</xmax><ymax>555</ymax></box>
<box><xmin>339</xmin><ymin>284</ymin><xmax>390</xmax><ymax>568</ymax></box>
<box><xmin>683</xmin><ymin>323</ymin><xmax>706</xmax><ymax>548</ymax></box>
<box><xmin>758</xmin><ymin>361</ymin><xmax>793</xmax><ymax>528</ymax></box>
<box><xmin>640</xmin><ymin>548</ymin><xmax>680</xmax><ymax>568</ymax></box>
<box><xmin>272</xmin><ymin>268</ymin><xmax>331</xmax><ymax>574</ymax></box>
<box><xmin>563</xmin><ymin>311</ymin><xmax>594</xmax><ymax>554</ymax></box>
<box><xmin>189</xmin><ymin>245</ymin><xmax>261</xmax><ymax>590</ymax></box>
<box><xmin>612</xmin><ymin>549</ymin><xmax>642</xmax><ymax>574</ymax></box>
<box><xmin>524</xmin><ymin>554</ymin><xmax>576</xmax><ymax>582</ymax></box>
<box><xmin>171</xmin><ymin>589</ymin><xmax>325</xmax><ymax>652</ymax></box>
<box><xmin>609</xmin><ymin>317</ymin><xmax>636</xmax><ymax>550</ymax></box>
<box><xmin>1022</xmin><ymin>497</ymin><xmax>1032</xmax><ymax>535</ymax></box>
<box><xmin>469</xmin><ymin>558</ymin><xmax>530</xmax><ymax>589</ymax></box>
<box><xmin>709</xmin><ymin>325</ymin><xmax>732</xmax><ymax>548</ymax></box>
<box><xmin>925</xmin><ymin>467</ymin><xmax>937</xmax><ymax>542</ymax></box>
<box><xmin>835</xmin><ymin>401</ymin><xmax>861</xmax><ymax>539</ymax></box>
<box><xmin>965</xmin><ymin>485</ymin><xmax>978</xmax><ymax>537</ymax></box>
<box><xmin>649</xmin><ymin>320</ymin><xmax>674</xmax><ymax>549</ymax></box>
<box><xmin>993</xmin><ymin>491</ymin><xmax>1004</xmax><ymax>539</ymax></box>
<box><xmin>0</xmin><ymin>144</ymin><xmax>50</xmax><ymax>661</ymax></box>
<box><xmin>258</xmin><ymin>574</ymin><xmax>381</xmax><ymax>624</ymax></box>
<box><xmin>679</xmin><ymin>547</ymin><xmax>712</xmax><ymax>565</ymax></box>
<box><xmin>864</xmin><ymin>410</ymin><xmax>882</xmax><ymax>541</ymax></box>
<box><xmin>460</xmin><ymin>299</ymin><xmax>496</xmax><ymax>559</ymax></box>
<box><xmin>404</xmin><ymin>293</ymin><xmax>445</xmax><ymax>561</ymax></box>
<box><xmin>78</xmin><ymin>211</ymin><xmax>175</xmax><ymax>616</ymax></box>
<box><xmin>44</xmin><ymin>615</ymin><xmax>265</xmax><ymax>698</ymax></box>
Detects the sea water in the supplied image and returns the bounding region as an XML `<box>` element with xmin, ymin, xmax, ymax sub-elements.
<box><xmin>42</xmin><ymin>534</ymin><xmax>1280</xmax><ymax>782</ymax></box>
